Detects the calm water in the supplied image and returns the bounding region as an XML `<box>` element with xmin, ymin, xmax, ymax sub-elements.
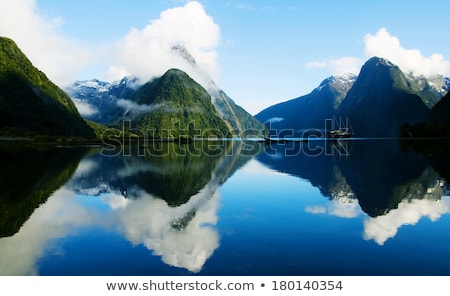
<box><xmin>1</xmin><ymin>139</ymin><xmax>450</xmax><ymax>276</ymax></box>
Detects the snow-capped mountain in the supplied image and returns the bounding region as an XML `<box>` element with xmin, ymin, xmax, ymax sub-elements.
<box><xmin>65</xmin><ymin>77</ymin><xmax>139</xmax><ymax>125</ymax></box>
<box><xmin>338</xmin><ymin>57</ymin><xmax>431</xmax><ymax>137</ymax></box>
<box><xmin>314</xmin><ymin>73</ymin><xmax>358</xmax><ymax>108</ymax></box>
<box><xmin>255</xmin><ymin>73</ymin><xmax>357</xmax><ymax>137</ymax></box>
<box><xmin>406</xmin><ymin>73</ymin><xmax>450</xmax><ymax>104</ymax></box>
<box><xmin>66</xmin><ymin>45</ymin><xmax>266</xmax><ymax>136</ymax></box>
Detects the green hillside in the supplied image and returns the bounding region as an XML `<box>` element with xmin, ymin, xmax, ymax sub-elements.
<box><xmin>127</xmin><ymin>69</ymin><xmax>231</xmax><ymax>139</ymax></box>
<box><xmin>212</xmin><ymin>89</ymin><xmax>266</xmax><ymax>137</ymax></box>
<box><xmin>0</xmin><ymin>37</ymin><xmax>94</xmax><ymax>138</ymax></box>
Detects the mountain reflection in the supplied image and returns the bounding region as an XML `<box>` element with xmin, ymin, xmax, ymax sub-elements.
<box><xmin>69</xmin><ymin>141</ymin><xmax>251</xmax><ymax>206</ymax></box>
<box><xmin>0</xmin><ymin>144</ymin><xmax>88</xmax><ymax>238</ymax></box>
<box><xmin>1</xmin><ymin>139</ymin><xmax>449</xmax><ymax>275</ymax></box>
<box><xmin>0</xmin><ymin>141</ymin><xmax>255</xmax><ymax>275</ymax></box>
<box><xmin>257</xmin><ymin>139</ymin><xmax>450</xmax><ymax>244</ymax></box>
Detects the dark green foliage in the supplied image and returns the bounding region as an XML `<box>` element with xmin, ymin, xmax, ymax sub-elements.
<box><xmin>70</xmin><ymin>141</ymin><xmax>254</xmax><ymax>207</ymax></box>
<box><xmin>133</xmin><ymin>142</ymin><xmax>227</xmax><ymax>206</ymax></box>
<box><xmin>128</xmin><ymin>69</ymin><xmax>231</xmax><ymax>138</ymax></box>
<box><xmin>0</xmin><ymin>37</ymin><xmax>94</xmax><ymax>137</ymax></box>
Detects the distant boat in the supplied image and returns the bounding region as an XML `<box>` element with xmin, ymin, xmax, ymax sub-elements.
<box><xmin>327</xmin><ymin>128</ymin><xmax>352</xmax><ymax>139</ymax></box>
<box><xmin>261</xmin><ymin>137</ymin><xmax>289</xmax><ymax>144</ymax></box>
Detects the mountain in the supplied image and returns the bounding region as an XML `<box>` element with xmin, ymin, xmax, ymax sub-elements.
<box><xmin>67</xmin><ymin>44</ymin><xmax>265</xmax><ymax>137</ymax></box>
<box><xmin>255</xmin><ymin>73</ymin><xmax>357</xmax><ymax>137</ymax></box>
<box><xmin>65</xmin><ymin>77</ymin><xmax>137</xmax><ymax>125</ymax></box>
<box><xmin>67</xmin><ymin>71</ymin><xmax>265</xmax><ymax>138</ymax></box>
<box><xmin>257</xmin><ymin>56</ymin><xmax>445</xmax><ymax>138</ymax></box>
<box><xmin>399</xmin><ymin>91</ymin><xmax>450</xmax><ymax>138</ymax></box>
<box><xmin>170</xmin><ymin>44</ymin><xmax>266</xmax><ymax>136</ymax></box>
<box><xmin>209</xmin><ymin>88</ymin><xmax>266</xmax><ymax>136</ymax></box>
<box><xmin>123</xmin><ymin>68</ymin><xmax>232</xmax><ymax>138</ymax></box>
<box><xmin>405</xmin><ymin>74</ymin><xmax>446</xmax><ymax>108</ymax></box>
<box><xmin>426</xmin><ymin>91</ymin><xmax>450</xmax><ymax>123</ymax></box>
<box><xmin>338</xmin><ymin>57</ymin><xmax>432</xmax><ymax>137</ymax></box>
<box><xmin>0</xmin><ymin>37</ymin><xmax>94</xmax><ymax>138</ymax></box>
<box><xmin>256</xmin><ymin>140</ymin><xmax>438</xmax><ymax>218</ymax></box>
<box><xmin>68</xmin><ymin>141</ymin><xmax>254</xmax><ymax>207</ymax></box>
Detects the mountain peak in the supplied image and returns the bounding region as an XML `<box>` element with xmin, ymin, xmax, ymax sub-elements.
<box><xmin>126</xmin><ymin>68</ymin><xmax>232</xmax><ymax>138</ymax></box>
<box><xmin>339</xmin><ymin>57</ymin><xmax>430</xmax><ymax>137</ymax></box>
<box><xmin>365</xmin><ymin>56</ymin><xmax>397</xmax><ymax>68</ymax></box>
<box><xmin>163</xmin><ymin>68</ymin><xmax>190</xmax><ymax>78</ymax></box>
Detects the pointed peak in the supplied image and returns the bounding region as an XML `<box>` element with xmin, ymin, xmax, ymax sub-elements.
<box><xmin>315</xmin><ymin>73</ymin><xmax>357</xmax><ymax>93</ymax></box>
<box><xmin>364</xmin><ymin>56</ymin><xmax>398</xmax><ymax>69</ymax></box>
<box><xmin>164</xmin><ymin>68</ymin><xmax>189</xmax><ymax>76</ymax></box>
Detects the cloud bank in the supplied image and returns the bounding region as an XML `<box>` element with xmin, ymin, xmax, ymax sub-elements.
<box><xmin>363</xmin><ymin>197</ymin><xmax>450</xmax><ymax>245</ymax></box>
<box><xmin>0</xmin><ymin>0</ymin><xmax>94</xmax><ymax>87</ymax></box>
<box><xmin>364</xmin><ymin>28</ymin><xmax>450</xmax><ymax>77</ymax></box>
<box><xmin>306</xmin><ymin>57</ymin><xmax>363</xmax><ymax>76</ymax></box>
<box><xmin>305</xmin><ymin>198</ymin><xmax>362</xmax><ymax>219</ymax></box>
<box><xmin>0</xmin><ymin>1</ymin><xmax>220</xmax><ymax>88</ymax></box>
<box><xmin>105</xmin><ymin>1</ymin><xmax>221</xmax><ymax>86</ymax></box>
<box><xmin>307</xmin><ymin>27</ymin><xmax>450</xmax><ymax>78</ymax></box>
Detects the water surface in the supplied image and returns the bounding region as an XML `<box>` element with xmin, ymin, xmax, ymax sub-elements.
<box><xmin>0</xmin><ymin>139</ymin><xmax>449</xmax><ymax>276</ymax></box>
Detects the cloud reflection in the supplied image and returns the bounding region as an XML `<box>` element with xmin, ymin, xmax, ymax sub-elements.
<box><xmin>305</xmin><ymin>198</ymin><xmax>362</xmax><ymax>219</ymax></box>
<box><xmin>0</xmin><ymin>172</ymin><xmax>221</xmax><ymax>275</ymax></box>
<box><xmin>108</xmin><ymin>185</ymin><xmax>220</xmax><ymax>273</ymax></box>
<box><xmin>0</xmin><ymin>188</ymin><xmax>94</xmax><ymax>275</ymax></box>
<box><xmin>363</xmin><ymin>197</ymin><xmax>450</xmax><ymax>245</ymax></box>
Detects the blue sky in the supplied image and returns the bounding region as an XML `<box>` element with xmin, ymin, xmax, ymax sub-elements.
<box><xmin>1</xmin><ymin>0</ymin><xmax>450</xmax><ymax>114</ymax></box>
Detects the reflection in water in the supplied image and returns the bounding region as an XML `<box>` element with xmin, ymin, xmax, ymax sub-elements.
<box><xmin>364</xmin><ymin>196</ymin><xmax>450</xmax><ymax>245</ymax></box>
<box><xmin>305</xmin><ymin>198</ymin><xmax>362</xmax><ymax>219</ymax></box>
<box><xmin>0</xmin><ymin>144</ymin><xmax>87</xmax><ymax>237</ymax></box>
<box><xmin>0</xmin><ymin>188</ymin><xmax>95</xmax><ymax>275</ymax></box>
<box><xmin>258</xmin><ymin>139</ymin><xmax>450</xmax><ymax>244</ymax></box>
<box><xmin>0</xmin><ymin>141</ymin><xmax>255</xmax><ymax>275</ymax></box>
<box><xmin>0</xmin><ymin>139</ymin><xmax>449</xmax><ymax>275</ymax></box>
<box><xmin>109</xmin><ymin>187</ymin><xmax>220</xmax><ymax>273</ymax></box>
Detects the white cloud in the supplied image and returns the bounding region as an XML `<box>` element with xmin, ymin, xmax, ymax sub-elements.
<box><xmin>116</xmin><ymin>99</ymin><xmax>165</xmax><ymax>115</ymax></box>
<box><xmin>105</xmin><ymin>1</ymin><xmax>221</xmax><ymax>87</ymax></box>
<box><xmin>306</xmin><ymin>199</ymin><xmax>362</xmax><ymax>219</ymax></box>
<box><xmin>305</xmin><ymin>205</ymin><xmax>327</xmax><ymax>214</ymax></box>
<box><xmin>72</xmin><ymin>100</ymin><xmax>98</xmax><ymax>117</ymax></box>
<box><xmin>306</xmin><ymin>27</ymin><xmax>450</xmax><ymax>78</ymax></box>
<box><xmin>266</xmin><ymin>117</ymin><xmax>285</xmax><ymax>124</ymax></box>
<box><xmin>363</xmin><ymin>197</ymin><xmax>450</xmax><ymax>245</ymax></box>
<box><xmin>306</xmin><ymin>57</ymin><xmax>363</xmax><ymax>76</ymax></box>
<box><xmin>305</xmin><ymin>61</ymin><xmax>328</xmax><ymax>69</ymax></box>
<box><xmin>0</xmin><ymin>0</ymin><xmax>94</xmax><ymax>87</ymax></box>
<box><xmin>73</xmin><ymin>159</ymin><xmax>98</xmax><ymax>177</ymax></box>
<box><xmin>235</xmin><ymin>3</ymin><xmax>255</xmax><ymax>11</ymax></box>
<box><xmin>0</xmin><ymin>1</ymin><xmax>220</xmax><ymax>89</ymax></box>
<box><xmin>0</xmin><ymin>188</ymin><xmax>95</xmax><ymax>275</ymax></box>
<box><xmin>114</xmin><ymin>188</ymin><xmax>220</xmax><ymax>273</ymax></box>
<box><xmin>364</xmin><ymin>28</ymin><xmax>450</xmax><ymax>77</ymax></box>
